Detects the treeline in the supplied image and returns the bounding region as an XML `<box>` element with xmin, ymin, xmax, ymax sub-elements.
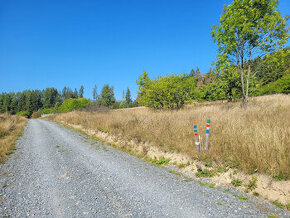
<box><xmin>0</xmin><ymin>83</ymin><xmax>138</xmax><ymax>117</ymax></box>
<box><xmin>0</xmin><ymin>86</ymin><xmax>85</xmax><ymax>117</ymax></box>
<box><xmin>137</xmin><ymin>47</ymin><xmax>289</xmax><ymax>109</ymax></box>
<box><xmin>1</xmin><ymin>50</ymin><xmax>288</xmax><ymax>114</ymax></box>
<box><xmin>92</xmin><ymin>85</ymin><xmax>137</xmax><ymax>109</ymax></box>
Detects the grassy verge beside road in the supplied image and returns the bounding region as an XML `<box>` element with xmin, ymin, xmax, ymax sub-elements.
<box><xmin>47</xmin><ymin>94</ymin><xmax>289</xmax><ymax>179</ymax></box>
<box><xmin>46</xmin><ymin>95</ymin><xmax>290</xmax><ymax>206</ymax></box>
<box><xmin>0</xmin><ymin>114</ymin><xmax>27</xmax><ymax>163</ymax></box>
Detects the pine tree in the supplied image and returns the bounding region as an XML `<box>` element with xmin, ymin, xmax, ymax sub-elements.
<box><xmin>43</xmin><ymin>88</ymin><xmax>59</xmax><ymax>108</ymax></box>
<box><xmin>3</xmin><ymin>93</ymin><xmax>11</xmax><ymax>113</ymax></box>
<box><xmin>189</xmin><ymin>69</ymin><xmax>196</xmax><ymax>78</ymax></box>
<box><xmin>26</xmin><ymin>90</ymin><xmax>33</xmax><ymax>114</ymax></box>
<box><xmin>17</xmin><ymin>92</ymin><xmax>26</xmax><ymax>112</ymax></box>
<box><xmin>212</xmin><ymin>0</ymin><xmax>288</xmax><ymax>108</ymax></box>
<box><xmin>10</xmin><ymin>92</ymin><xmax>17</xmax><ymax>114</ymax></box>
<box><xmin>62</xmin><ymin>86</ymin><xmax>67</xmax><ymax>100</ymax></box>
<box><xmin>93</xmin><ymin>85</ymin><xmax>98</xmax><ymax>101</ymax></box>
<box><xmin>79</xmin><ymin>85</ymin><xmax>84</xmax><ymax>98</ymax></box>
<box><xmin>125</xmin><ymin>88</ymin><xmax>132</xmax><ymax>104</ymax></box>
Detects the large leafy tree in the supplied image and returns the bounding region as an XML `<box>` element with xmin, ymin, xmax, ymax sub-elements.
<box><xmin>212</xmin><ymin>0</ymin><xmax>288</xmax><ymax>108</ymax></box>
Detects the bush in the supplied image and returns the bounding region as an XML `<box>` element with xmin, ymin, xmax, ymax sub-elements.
<box><xmin>16</xmin><ymin>111</ymin><xmax>30</xmax><ymax>118</ymax></box>
<box><xmin>57</xmin><ymin>98</ymin><xmax>92</xmax><ymax>113</ymax></box>
<box><xmin>231</xmin><ymin>179</ymin><xmax>242</xmax><ymax>187</ymax></box>
<box><xmin>31</xmin><ymin>111</ymin><xmax>41</xmax><ymax>119</ymax></box>
<box><xmin>246</xmin><ymin>176</ymin><xmax>258</xmax><ymax>191</ymax></box>
<box><xmin>259</xmin><ymin>74</ymin><xmax>290</xmax><ymax>95</ymax></box>
<box><xmin>196</xmin><ymin>169</ymin><xmax>216</xmax><ymax>177</ymax></box>
<box><xmin>138</xmin><ymin>74</ymin><xmax>198</xmax><ymax>109</ymax></box>
<box><xmin>119</xmin><ymin>101</ymin><xmax>127</xmax><ymax>109</ymax></box>
<box><xmin>200</xmin><ymin>82</ymin><xmax>226</xmax><ymax>101</ymax></box>
<box><xmin>119</xmin><ymin>101</ymin><xmax>138</xmax><ymax>109</ymax></box>
<box><xmin>40</xmin><ymin>108</ymin><xmax>56</xmax><ymax>115</ymax></box>
<box><xmin>151</xmin><ymin>157</ymin><xmax>171</xmax><ymax>167</ymax></box>
<box><xmin>275</xmin><ymin>73</ymin><xmax>290</xmax><ymax>94</ymax></box>
<box><xmin>109</xmin><ymin>102</ymin><xmax>120</xmax><ymax>109</ymax></box>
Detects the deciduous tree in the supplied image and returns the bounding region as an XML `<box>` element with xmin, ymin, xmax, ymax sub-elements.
<box><xmin>212</xmin><ymin>0</ymin><xmax>288</xmax><ymax>108</ymax></box>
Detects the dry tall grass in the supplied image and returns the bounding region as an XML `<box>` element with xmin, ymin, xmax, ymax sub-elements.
<box><xmin>0</xmin><ymin>114</ymin><xmax>27</xmax><ymax>163</ymax></box>
<box><xmin>48</xmin><ymin>94</ymin><xmax>290</xmax><ymax>178</ymax></box>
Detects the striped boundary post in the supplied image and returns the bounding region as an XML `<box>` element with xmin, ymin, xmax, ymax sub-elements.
<box><xmin>204</xmin><ymin>120</ymin><xmax>210</xmax><ymax>152</ymax></box>
<box><xmin>194</xmin><ymin>125</ymin><xmax>200</xmax><ymax>153</ymax></box>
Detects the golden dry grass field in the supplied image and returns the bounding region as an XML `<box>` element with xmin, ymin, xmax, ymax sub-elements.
<box><xmin>0</xmin><ymin>114</ymin><xmax>27</xmax><ymax>163</ymax></box>
<box><xmin>48</xmin><ymin>94</ymin><xmax>290</xmax><ymax>179</ymax></box>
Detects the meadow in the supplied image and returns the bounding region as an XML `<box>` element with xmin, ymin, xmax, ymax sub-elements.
<box><xmin>47</xmin><ymin>94</ymin><xmax>290</xmax><ymax>179</ymax></box>
<box><xmin>0</xmin><ymin>114</ymin><xmax>27</xmax><ymax>163</ymax></box>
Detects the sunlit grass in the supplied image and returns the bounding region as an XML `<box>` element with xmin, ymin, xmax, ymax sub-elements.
<box><xmin>48</xmin><ymin>94</ymin><xmax>290</xmax><ymax>179</ymax></box>
<box><xmin>0</xmin><ymin>114</ymin><xmax>27</xmax><ymax>163</ymax></box>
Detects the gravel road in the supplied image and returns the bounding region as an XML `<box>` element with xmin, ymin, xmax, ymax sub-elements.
<box><xmin>0</xmin><ymin>119</ymin><xmax>289</xmax><ymax>217</ymax></box>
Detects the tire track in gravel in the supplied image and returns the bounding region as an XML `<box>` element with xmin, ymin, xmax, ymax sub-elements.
<box><xmin>0</xmin><ymin>119</ymin><xmax>289</xmax><ymax>217</ymax></box>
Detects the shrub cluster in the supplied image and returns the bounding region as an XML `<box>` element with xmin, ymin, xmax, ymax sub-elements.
<box><xmin>39</xmin><ymin>98</ymin><xmax>92</xmax><ymax>115</ymax></box>
<box><xmin>57</xmin><ymin>98</ymin><xmax>92</xmax><ymax>113</ymax></box>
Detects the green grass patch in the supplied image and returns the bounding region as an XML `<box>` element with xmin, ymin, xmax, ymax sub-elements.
<box><xmin>205</xmin><ymin>161</ymin><xmax>212</xmax><ymax>167</ymax></box>
<box><xmin>151</xmin><ymin>157</ymin><xmax>171</xmax><ymax>167</ymax></box>
<box><xmin>247</xmin><ymin>176</ymin><xmax>258</xmax><ymax>191</ymax></box>
<box><xmin>196</xmin><ymin>169</ymin><xmax>216</xmax><ymax>177</ymax></box>
<box><xmin>169</xmin><ymin>169</ymin><xmax>180</xmax><ymax>175</ymax></box>
<box><xmin>232</xmin><ymin>194</ymin><xmax>248</xmax><ymax>200</ymax></box>
<box><xmin>218</xmin><ymin>167</ymin><xmax>228</xmax><ymax>173</ymax></box>
<box><xmin>231</xmin><ymin>179</ymin><xmax>242</xmax><ymax>187</ymax></box>
<box><xmin>271</xmin><ymin>200</ymin><xmax>285</xmax><ymax>209</ymax></box>
<box><xmin>197</xmin><ymin>181</ymin><xmax>208</xmax><ymax>186</ymax></box>
<box><xmin>273</xmin><ymin>173</ymin><xmax>288</xmax><ymax>181</ymax></box>
<box><xmin>209</xmin><ymin>183</ymin><xmax>216</xmax><ymax>188</ymax></box>
<box><xmin>197</xmin><ymin>181</ymin><xmax>216</xmax><ymax>188</ymax></box>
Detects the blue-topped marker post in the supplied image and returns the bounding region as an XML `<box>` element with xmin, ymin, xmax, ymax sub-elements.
<box><xmin>204</xmin><ymin>120</ymin><xmax>210</xmax><ymax>152</ymax></box>
<box><xmin>194</xmin><ymin>125</ymin><xmax>201</xmax><ymax>153</ymax></box>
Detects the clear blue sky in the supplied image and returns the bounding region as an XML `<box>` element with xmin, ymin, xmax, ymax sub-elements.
<box><xmin>0</xmin><ymin>0</ymin><xmax>289</xmax><ymax>100</ymax></box>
